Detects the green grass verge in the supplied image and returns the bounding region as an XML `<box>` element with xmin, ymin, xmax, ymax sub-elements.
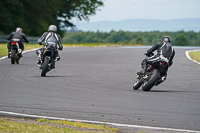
<box><xmin>188</xmin><ymin>51</ymin><xmax>200</xmax><ymax>63</ymax></box>
<box><xmin>0</xmin><ymin>118</ymin><xmax>118</xmax><ymax>133</ymax></box>
<box><xmin>0</xmin><ymin>43</ymin><xmax>42</xmax><ymax>58</ymax></box>
<box><xmin>37</xmin><ymin>118</ymin><xmax>118</xmax><ymax>132</ymax></box>
<box><xmin>0</xmin><ymin>43</ymin><xmax>141</xmax><ymax>58</ymax></box>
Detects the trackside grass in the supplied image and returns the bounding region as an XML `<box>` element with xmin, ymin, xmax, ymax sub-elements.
<box><xmin>0</xmin><ymin>43</ymin><xmax>141</xmax><ymax>58</ymax></box>
<box><xmin>37</xmin><ymin>118</ymin><xmax>118</xmax><ymax>132</ymax></box>
<box><xmin>0</xmin><ymin>118</ymin><xmax>118</xmax><ymax>133</ymax></box>
<box><xmin>188</xmin><ymin>51</ymin><xmax>200</xmax><ymax>63</ymax></box>
<box><xmin>0</xmin><ymin>43</ymin><xmax>41</xmax><ymax>58</ymax></box>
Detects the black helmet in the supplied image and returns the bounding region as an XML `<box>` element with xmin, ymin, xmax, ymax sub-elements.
<box><xmin>48</xmin><ymin>25</ymin><xmax>57</xmax><ymax>32</ymax></box>
<box><xmin>161</xmin><ymin>36</ymin><xmax>171</xmax><ymax>43</ymax></box>
<box><xmin>16</xmin><ymin>27</ymin><xmax>22</xmax><ymax>33</ymax></box>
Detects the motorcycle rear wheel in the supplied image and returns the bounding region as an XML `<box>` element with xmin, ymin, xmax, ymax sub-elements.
<box><xmin>11</xmin><ymin>49</ymin><xmax>16</xmax><ymax>64</ymax></box>
<box><xmin>142</xmin><ymin>69</ymin><xmax>160</xmax><ymax>91</ymax></box>
<box><xmin>41</xmin><ymin>56</ymin><xmax>50</xmax><ymax>77</ymax></box>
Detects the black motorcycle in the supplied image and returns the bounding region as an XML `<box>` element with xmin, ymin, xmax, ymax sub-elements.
<box><xmin>38</xmin><ymin>43</ymin><xmax>56</xmax><ymax>77</ymax></box>
<box><xmin>10</xmin><ymin>38</ymin><xmax>22</xmax><ymax>64</ymax></box>
<box><xmin>133</xmin><ymin>53</ymin><xmax>169</xmax><ymax>91</ymax></box>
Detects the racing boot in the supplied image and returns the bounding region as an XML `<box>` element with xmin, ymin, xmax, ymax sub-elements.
<box><xmin>37</xmin><ymin>58</ymin><xmax>42</xmax><ymax>65</ymax></box>
<box><xmin>36</xmin><ymin>49</ymin><xmax>43</xmax><ymax>65</ymax></box>
<box><xmin>8</xmin><ymin>50</ymin><xmax>11</xmax><ymax>58</ymax></box>
<box><xmin>137</xmin><ymin>60</ymin><xmax>147</xmax><ymax>75</ymax></box>
<box><xmin>54</xmin><ymin>51</ymin><xmax>60</xmax><ymax>62</ymax></box>
<box><xmin>137</xmin><ymin>68</ymin><xmax>147</xmax><ymax>76</ymax></box>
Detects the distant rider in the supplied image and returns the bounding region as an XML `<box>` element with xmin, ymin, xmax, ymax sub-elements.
<box><xmin>137</xmin><ymin>36</ymin><xmax>175</xmax><ymax>83</ymax></box>
<box><xmin>36</xmin><ymin>25</ymin><xmax>63</xmax><ymax>65</ymax></box>
<box><xmin>7</xmin><ymin>27</ymin><xmax>29</xmax><ymax>58</ymax></box>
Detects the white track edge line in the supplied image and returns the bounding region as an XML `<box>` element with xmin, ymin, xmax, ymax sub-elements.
<box><xmin>0</xmin><ymin>48</ymin><xmax>38</xmax><ymax>61</ymax></box>
<box><xmin>0</xmin><ymin>111</ymin><xmax>199</xmax><ymax>133</ymax></box>
<box><xmin>0</xmin><ymin>47</ymin><xmax>68</xmax><ymax>61</ymax></box>
<box><xmin>185</xmin><ymin>49</ymin><xmax>200</xmax><ymax>65</ymax></box>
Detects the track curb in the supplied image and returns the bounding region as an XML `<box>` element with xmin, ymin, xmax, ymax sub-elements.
<box><xmin>185</xmin><ymin>49</ymin><xmax>200</xmax><ymax>65</ymax></box>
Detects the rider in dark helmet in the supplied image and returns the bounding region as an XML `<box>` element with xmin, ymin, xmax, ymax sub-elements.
<box><xmin>7</xmin><ymin>27</ymin><xmax>29</xmax><ymax>58</ymax></box>
<box><xmin>137</xmin><ymin>36</ymin><xmax>175</xmax><ymax>83</ymax></box>
<box><xmin>36</xmin><ymin>25</ymin><xmax>63</xmax><ymax>65</ymax></box>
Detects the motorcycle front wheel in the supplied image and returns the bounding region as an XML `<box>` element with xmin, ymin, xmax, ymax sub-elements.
<box><xmin>41</xmin><ymin>56</ymin><xmax>50</xmax><ymax>77</ymax></box>
<box><xmin>133</xmin><ymin>78</ymin><xmax>143</xmax><ymax>90</ymax></box>
<box><xmin>142</xmin><ymin>69</ymin><xmax>160</xmax><ymax>91</ymax></box>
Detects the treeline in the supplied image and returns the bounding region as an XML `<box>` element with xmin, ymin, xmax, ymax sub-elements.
<box><xmin>0</xmin><ymin>0</ymin><xmax>103</xmax><ymax>37</ymax></box>
<box><xmin>63</xmin><ymin>30</ymin><xmax>200</xmax><ymax>46</ymax></box>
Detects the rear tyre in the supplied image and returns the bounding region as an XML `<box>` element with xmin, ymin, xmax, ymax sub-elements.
<box><xmin>11</xmin><ymin>49</ymin><xmax>16</xmax><ymax>64</ymax></box>
<box><xmin>142</xmin><ymin>69</ymin><xmax>160</xmax><ymax>91</ymax></box>
<box><xmin>133</xmin><ymin>79</ymin><xmax>143</xmax><ymax>90</ymax></box>
<box><xmin>41</xmin><ymin>56</ymin><xmax>50</xmax><ymax>77</ymax></box>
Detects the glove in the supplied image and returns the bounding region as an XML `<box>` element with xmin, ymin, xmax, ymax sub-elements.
<box><xmin>58</xmin><ymin>45</ymin><xmax>63</xmax><ymax>51</ymax></box>
<box><xmin>144</xmin><ymin>52</ymin><xmax>153</xmax><ymax>57</ymax></box>
<box><xmin>58</xmin><ymin>47</ymin><xmax>62</xmax><ymax>51</ymax></box>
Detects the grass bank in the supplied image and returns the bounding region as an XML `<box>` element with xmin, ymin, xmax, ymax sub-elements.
<box><xmin>0</xmin><ymin>117</ymin><xmax>118</xmax><ymax>133</ymax></box>
<box><xmin>188</xmin><ymin>51</ymin><xmax>200</xmax><ymax>63</ymax></box>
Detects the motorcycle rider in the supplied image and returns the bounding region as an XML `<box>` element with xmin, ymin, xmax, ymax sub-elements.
<box><xmin>7</xmin><ymin>27</ymin><xmax>29</xmax><ymax>58</ymax></box>
<box><xmin>137</xmin><ymin>36</ymin><xmax>175</xmax><ymax>83</ymax></box>
<box><xmin>36</xmin><ymin>25</ymin><xmax>63</xmax><ymax>66</ymax></box>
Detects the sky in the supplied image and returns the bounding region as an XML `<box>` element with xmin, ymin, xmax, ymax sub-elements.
<box><xmin>74</xmin><ymin>0</ymin><xmax>200</xmax><ymax>23</ymax></box>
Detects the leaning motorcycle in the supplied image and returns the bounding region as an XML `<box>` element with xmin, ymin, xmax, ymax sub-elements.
<box><xmin>38</xmin><ymin>43</ymin><xmax>56</xmax><ymax>77</ymax></box>
<box><xmin>133</xmin><ymin>53</ymin><xmax>169</xmax><ymax>91</ymax></box>
<box><xmin>10</xmin><ymin>38</ymin><xmax>22</xmax><ymax>64</ymax></box>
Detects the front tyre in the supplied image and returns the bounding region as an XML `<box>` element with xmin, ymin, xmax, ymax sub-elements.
<box><xmin>11</xmin><ymin>49</ymin><xmax>16</xmax><ymax>64</ymax></box>
<box><xmin>41</xmin><ymin>56</ymin><xmax>50</xmax><ymax>77</ymax></box>
<box><xmin>142</xmin><ymin>69</ymin><xmax>160</xmax><ymax>91</ymax></box>
<box><xmin>133</xmin><ymin>79</ymin><xmax>143</xmax><ymax>90</ymax></box>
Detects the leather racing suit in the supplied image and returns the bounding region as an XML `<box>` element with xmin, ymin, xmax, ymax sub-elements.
<box><xmin>7</xmin><ymin>32</ymin><xmax>29</xmax><ymax>52</ymax></box>
<box><xmin>138</xmin><ymin>42</ymin><xmax>175</xmax><ymax>78</ymax></box>
<box><xmin>36</xmin><ymin>32</ymin><xmax>63</xmax><ymax>63</ymax></box>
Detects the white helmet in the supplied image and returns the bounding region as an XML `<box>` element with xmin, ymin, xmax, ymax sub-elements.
<box><xmin>48</xmin><ymin>25</ymin><xmax>57</xmax><ymax>32</ymax></box>
<box><xmin>16</xmin><ymin>27</ymin><xmax>22</xmax><ymax>33</ymax></box>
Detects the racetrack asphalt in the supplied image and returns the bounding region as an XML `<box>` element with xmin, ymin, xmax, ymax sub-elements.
<box><xmin>0</xmin><ymin>47</ymin><xmax>200</xmax><ymax>132</ymax></box>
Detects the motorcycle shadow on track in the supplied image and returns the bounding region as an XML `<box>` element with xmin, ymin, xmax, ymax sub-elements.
<box><xmin>32</xmin><ymin>75</ymin><xmax>77</xmax><ymax>78</ymax></box>
<box><xmin>130</xmin><ymin>89</ymin><xmax>188</xmax><ymax>93</ymax></box>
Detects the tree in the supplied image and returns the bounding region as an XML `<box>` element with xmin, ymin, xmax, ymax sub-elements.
<box><xmin>0</xmin><ymin>0</ymin><xmax>103</xmax><ymax>37</ymax></box>
<box><xmin>136</xmin><ymin>37</ymin><xmax>144</xmax><ymax>44</ymax></box>
<box><xmin>175</xmin><ymin>34</ymin><xmax>189</xmax><ymax>46</ymax></box>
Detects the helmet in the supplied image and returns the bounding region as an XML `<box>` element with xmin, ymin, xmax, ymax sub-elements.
<box><xmin>48</xmin><ymin>25</ymin><xmax>57</xmax><ymax>32</ymax></box>
<box><xmin>16</xmin><ymin>27</ymin><xmax>22</xmax><ymax>33</ymax></box>
<box><xmin>161</xmin><ymin>36</ymin><xmax>171</xmax><ymax>43</ymax></box>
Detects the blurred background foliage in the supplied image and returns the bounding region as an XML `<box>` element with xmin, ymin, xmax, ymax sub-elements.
<box><xmin>0</xmin><ymin>0</ymin><xmax>103</xmax><ymax>37</ymax></box>
<box><xmin>1</xmin><ymin>0</ymin><xmax>199</xmax><ymax>46</ymax></box>
<box><xmin>63</xmin><ymin>30</ymin><xmax>200</xmax><ymax>46</ymax></box>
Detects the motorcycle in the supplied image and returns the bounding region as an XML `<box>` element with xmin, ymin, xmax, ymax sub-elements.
<box><xmin>133</xmin><ymin>53</ymin><xmax>169</xmax><ymax>91</ymax></box>
<box><xmin>10</xmin><ymin>38</ymin><xmax>22</xmax><ymax>64</ymax></box>
<box><xmin>38</xmin><ymin>43</ymin><xmax>56</xmax><ymax>77</ymax></box>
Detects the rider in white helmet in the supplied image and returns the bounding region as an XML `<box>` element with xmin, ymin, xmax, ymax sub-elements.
<box><xmin>36</xmin><ymin>25</ymin><xmax>63</xmax><ymax>65</ymax></box>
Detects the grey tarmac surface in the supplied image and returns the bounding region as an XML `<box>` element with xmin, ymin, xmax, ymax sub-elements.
<box><xmin>0</xmin><ymin>47</ymin><xmax>200</xmax><ymax>133</ymax></box>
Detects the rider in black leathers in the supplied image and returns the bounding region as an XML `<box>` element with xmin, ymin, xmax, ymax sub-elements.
<box><xmin>36</xmin><ymin>25</ymin><xmax>63</xmax><ymax>65</ymax></box>
<box><xmin>7</xmin><ymin>27</ymin><xmax>29</xmax><ymax>58</ymax></box>
<box><xmin>137</xmin><ymin>36</ymin><xmax>175</xmax><ymax>82</ymax></box>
